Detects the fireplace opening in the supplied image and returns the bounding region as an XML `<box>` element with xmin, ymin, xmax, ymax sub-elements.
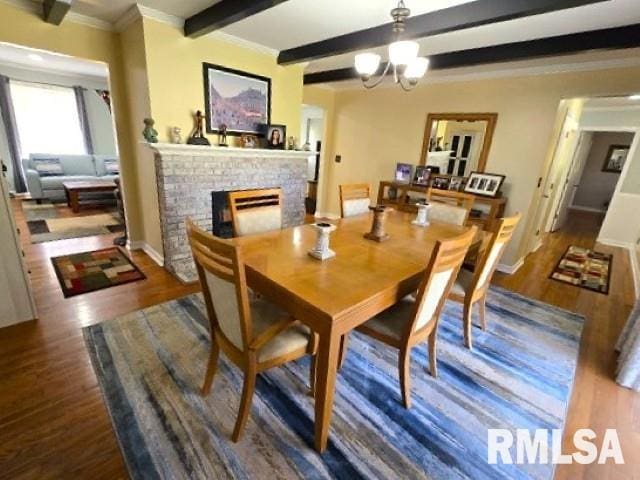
<box><xmin>211</xmin><ymin>189</ymin><xmax>280</xmax><ymax>237</ymax></box>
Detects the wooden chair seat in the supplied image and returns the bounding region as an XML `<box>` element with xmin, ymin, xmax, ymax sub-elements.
<box><xmin>359</xmin><ymin>295</ymin><xmax>417</xmax><ymax>343</ymax></box>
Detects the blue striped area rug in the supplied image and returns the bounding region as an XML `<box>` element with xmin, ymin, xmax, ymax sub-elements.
<box><xmin>84</xmin><ymin>287</ymin><xmax>584</xmax><ymax>480</ymax></box>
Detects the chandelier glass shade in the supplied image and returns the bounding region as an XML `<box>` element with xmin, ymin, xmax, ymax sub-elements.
<box><xmin>354</xmin><ymin>1</ymin><xmax>428</xmax><ymax>91</ymax></box>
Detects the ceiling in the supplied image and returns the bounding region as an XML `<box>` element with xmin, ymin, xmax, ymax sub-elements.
<box><xmin>13</xmin><ymin>0</ymin><xmax>640</xmax><ymax>78</ymax></box>
<box><xmin>0</xmin><ymin>41</ymin><xmax>108</xmax><ymax>79</ymax></box>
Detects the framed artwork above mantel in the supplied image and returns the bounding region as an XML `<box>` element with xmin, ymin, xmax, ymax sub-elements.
<box><xmin>202</xmin><ymin>62</ymin><xmax>271</xmax><ymax>137</ymax></box>
<box><xmin>419</xmin><ymin>112</ymin><xmax>498</xmax><ymax>174</ymax></box>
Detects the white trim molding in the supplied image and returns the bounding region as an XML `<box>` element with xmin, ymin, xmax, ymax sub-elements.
<box><xmin>144</xmin><ymin>142</ymin><xmax>314</xmax><ymax>159</ymax></box>
<box><xmin>0</xmin><ymin>0</ymin><xmax>112</xmax><ymax>30</ymax></box>
<box><xmin>496</xmin><ymin>257</ymin><xmax>525</xmax><ymax>275</ymax></box>
<box><xmin>631</xmin><ymin>247</ymin><xmax>640</xmax><ymax>299</ymax></box>
<box><xmin>128</xmin><ymin>240</ymin><xmax>164</xmax><ymax>267</ymax></box>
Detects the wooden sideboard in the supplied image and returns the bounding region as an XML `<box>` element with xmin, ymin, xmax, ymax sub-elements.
<box><xmin>377</xmin><ymin>180</ymin><xmax>507</xmax><ymax>231</ymax></box>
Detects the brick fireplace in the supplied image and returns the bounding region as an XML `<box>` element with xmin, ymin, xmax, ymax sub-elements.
<box><xmin>149</xmin><ymin>143</ymin><xmax>309</xmax><ymax>282</ymax></box>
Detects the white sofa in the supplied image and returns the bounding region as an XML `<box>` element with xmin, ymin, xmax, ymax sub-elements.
<box><xmin>23</xmin><ymin>154</ymin><xmax>119</xmax><ymax>201</ymax></box>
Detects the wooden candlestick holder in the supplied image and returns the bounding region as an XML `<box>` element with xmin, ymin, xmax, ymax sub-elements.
<box><xmin>364</xmin><ymin>206</ymin><xmax>392</xmax><ymax>242</ymax></box>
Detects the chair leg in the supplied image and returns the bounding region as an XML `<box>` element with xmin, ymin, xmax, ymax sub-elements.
<box><xmin>337</xmin><ymin>334</ymin><xmax>349</xmax><ymax>370</ymax></box>
<box><xmin>201</xmin><ymin>340</ymin><xmax>220</xmax><ymax>395</ymax></box>
<box><xmin>399</xmin><ymin>346</ymin><xmax>412</xmax><ymax>408</ymax></box>
<box><xmin>309</xmin><ymin>354</ymin><xmax>317</xmax><ymax>397</ymax></box>
<box><xmin>428</xmin><ymin>333</ymin><xmax>438</xmax><ymax>378</ymax></box>
<box><xmin>232</xmin><ymin>364</ymin><xmax>257</xmax><ymax>442</ymax></box>
<box><xmin>463</xmin><ymin>301</ymin><xmax>473</xmax><ymax>350</ymax></box>
<box><xmin>479</xmin><ymin>294</ymin><xmax>487</xmax><ymax>331</ymax></box>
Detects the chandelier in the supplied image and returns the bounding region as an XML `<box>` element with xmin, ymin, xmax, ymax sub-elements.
<box><xmin>354</xmin><ymin>1</ymin><xmax>429</xmax><ymax>91</ymax></box>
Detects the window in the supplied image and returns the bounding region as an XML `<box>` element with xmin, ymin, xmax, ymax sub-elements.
<box><xmin>10</xmin><ymin>81</ymin><xmax>86</xmax><ymax>156</ymax></box>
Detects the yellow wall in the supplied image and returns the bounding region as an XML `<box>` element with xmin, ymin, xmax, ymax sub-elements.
<box><xmin>142</xmin><ymin>19</ymin><xmax>305</xmax><ymax>146</ymax></box>
<box><xmin>0</xmin><ymin>2</ymin><xmax>143</xmax><ymax>241</ymax></box>
<box><xmin>311</xmin><ymin>66</ymin><xmax>640</xmax><ymax>266</ymax></box>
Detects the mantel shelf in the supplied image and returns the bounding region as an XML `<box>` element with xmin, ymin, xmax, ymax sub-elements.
<box><xmin>143</xmin><ymin>142</ymin><xmax>316</xmax><ymax>159</ymax></box>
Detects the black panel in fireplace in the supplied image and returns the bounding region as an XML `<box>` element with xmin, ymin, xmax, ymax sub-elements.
<box><xmin>211</xmin><ymin>191</ymin><xmax>234</xmax><ymax>238</ymax></box>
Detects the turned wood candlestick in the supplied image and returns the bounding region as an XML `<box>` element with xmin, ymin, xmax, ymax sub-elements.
<box><xmin>308</xmin><ymin>222</ymin><xmax>337</xmax><ymax>260</ymax></box>
<box><xmin>364</xmin><ymin>206</ymin><xmax>392</xmax><ymax>242</ymax></box>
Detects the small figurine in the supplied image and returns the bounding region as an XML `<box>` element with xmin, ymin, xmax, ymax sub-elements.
<box><xmin>187</xmin><ymin>110</ymin><xmax>211</xmax><ymax>146</ymax></box>
<box><xmin>287</xmin><ymin>136</ymin><xmax>296</xmax><ymax>150</ymax></box>
<box><xmin>170</xmin><ymin>126</ymin><xmax>182</xmax><ymax>144</ymax></box>
<box><xmin>218</xmin><ymin>124</ymin><xmax>228</xmax><ymax>147</ymax></box>
<box><xmin>142</xmin><ymin>118</ymin><xmax>158</xmax><ymax>143</ymax></box>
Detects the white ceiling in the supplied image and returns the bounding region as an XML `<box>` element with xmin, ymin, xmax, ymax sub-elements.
<box><xmin>12</xmin><ymin>0</ymin><xmax>640</xmax><ymax>76</ymax></box>
<box><xmin>0</xmin><ymin>41</ymin><xmax>108</xmax><ymax>79</ymax></box>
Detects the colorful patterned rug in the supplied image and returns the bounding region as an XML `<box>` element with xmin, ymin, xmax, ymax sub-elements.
<box><xmin>84</xmin><ymin>288</ymin><xmax>584</xmax><ymax>479</ymax></box>
<box><xmin>52</xmin><ymin>247</ymin><xmax>145</xmax><ymax>298</ymax></box>
<box><xmin>22</xmin><ymin>200</ymin><xmax>123</xmax><ymax>244</ymax></box>
<box><xmin>550</xmin><ymin>245</ymin><xmax>612</xmax><ymax>294</ymax></box>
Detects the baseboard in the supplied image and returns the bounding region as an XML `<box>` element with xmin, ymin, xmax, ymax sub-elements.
<box><xmin>596</xmin><ymin>237</ymin><xmax>633</xmax><ymax>249</ymax></box>
<box><xmin>127</xmin><ymin>240</ymin><xmax>164</xmax><ymax>267</ymax></box>
<box><xmin>496</xmin><ymin>257</ymin><xmax>525</xmax><ymax>275</ymax></box>
<box><xmin>531</xmin><ymin>238</ymin><xmax>544</xmax><ymax>253</ymax></box>
<box><xmin>569</xmin><ymin>205</ymin><xmax>607</xmax><ymax>213</ymax></box>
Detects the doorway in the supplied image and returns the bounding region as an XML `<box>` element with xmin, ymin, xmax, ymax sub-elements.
<box><xmin>300</xmin><ymin>104</ymin><xmax>325</xmax><ymax>215</ymax></box>
<box><xmin>550</xmin><ymin>131</ymin><xmax>634</xmax><ymax>234</ymax></box>
<box><xmin>0</xmin><ymin>42</ymin><xmax>125</xmax><ymax>246</ymax></box>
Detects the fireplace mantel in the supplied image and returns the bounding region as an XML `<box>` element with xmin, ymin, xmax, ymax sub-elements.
<box><xmin>149</xmin><ymin>142</ymin><xmax>308</xmax><ymax>282</ymax></box>
<box><xmin>145</xmin><ymin>142</ymin><xmax>315</xmax><ymax>159</ymax></box>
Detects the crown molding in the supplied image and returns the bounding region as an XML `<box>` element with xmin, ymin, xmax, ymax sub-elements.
<box><xmin>1</xmin><ymin>0</ymin><xmax>112</xmax><ymax>30</ymax></box>
<box><xmin>114</xmin><ymin>5</ymin><xmax>141</xmax><ymax>32</ymax></box>
<box><xmin>206</xmin><ymin>31</ymin><xmax>278</xmax><ymax>58</ymax></box>
<box><xmin>136</xmin><ymin>4</ymin><xmax>184</xmax><ymax>29</ymax></box>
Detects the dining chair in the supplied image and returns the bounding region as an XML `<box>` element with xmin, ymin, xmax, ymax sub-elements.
<box><xmin>228</xmin><ymin>188</ymin><xmax>282</xmax><ymax>237</ymax></box>
<box><xmin>351</xmin><ymin>226</ymin><xmax>477</xmax><ymax>408</ymax></box>
<box><xmin>426</xmin><ymin>188</ymin><xmax>475</xmax><ymax>226</ymax></box>
<box><xmin>448</xmin><ymin>213</ymin><xmax>521</xmax><ymax>349</ymax></box>
<box><xmin>186</xmin><ymin>218</ymin><xmax>317</xmax><ymax>441</ymax></box>
<box><xmin>339</xmin><ymin>183</ymin><xmax>371</xmax><ymax>218</ymax></box>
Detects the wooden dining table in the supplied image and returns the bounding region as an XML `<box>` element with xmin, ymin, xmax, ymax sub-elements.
<box><xmin>233</xmin><ymin>210</ymin><xmax>480</xmax><ymax>452</ymax></box>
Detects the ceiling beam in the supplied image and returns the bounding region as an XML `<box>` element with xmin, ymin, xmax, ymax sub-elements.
<box><xmin>279</xmin><ymin>0</ymin><xmax>609</xmax><ymax>65</ymax></box>
<box><xmin>185</xmin><ymin>0</ymin><xmax>290</xmax><ymax>38</ymax></box>
<box><xmin>303</xmin><ymin>24</ymin><xmax>640</xmax><ymax>85</ymax></box>
<box><xmin>43</xmin><ymin>0</ymin><xmax>71</xmax><ymax>25</ymax></box>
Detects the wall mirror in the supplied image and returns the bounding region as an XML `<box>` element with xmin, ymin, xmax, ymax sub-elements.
<box><xmin>420</xmin><ymin>113</ymin><xmax>498</xmax><ymax>176</ymax></box>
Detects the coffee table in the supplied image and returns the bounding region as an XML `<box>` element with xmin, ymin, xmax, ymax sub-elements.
<box><xmin>62</xmin><ymin>181</ymin><xmax>117</xmax><ymax>213</ymax></box>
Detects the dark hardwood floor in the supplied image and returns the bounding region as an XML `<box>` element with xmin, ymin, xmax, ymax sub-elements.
<box><xmin>0</xmin><ymin>203</ymin><xmax>637</xmax><ymax>479</ymax></box>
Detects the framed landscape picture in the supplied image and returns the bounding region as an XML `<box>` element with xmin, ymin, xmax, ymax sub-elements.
<box><xmin>203</xmin><ymin>63</ymin><xmax>271</xmax><ymax>136</ymax></box>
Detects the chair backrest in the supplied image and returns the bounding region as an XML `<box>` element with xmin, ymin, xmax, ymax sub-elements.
<box><xmin>427</xmin><ymin>188</ymin><xmax>475</xmax><ymax>210</ymax></box>
<box><xmin>470</xmin><ymin>213</ymin><xmax>521</xmax><ymax>294</ymax></box>
<box><xmin>228</xmin><ymin>188</ymin><xmax>282</xmax><ymax>237</ymax></box>
<box><xmin>186</xmin><ymin>218</ymin><xmax>252</xmax><ymax>352</ymax></box>
<box><xmin>339</xmin><ymin>183</ymin><xmax>371</xmax><ymax>218</ymax></box>
<box><xmin>409</xmin><ymin>226</ymin><xmax>477</xmax><ymax>335</ymax></box>
<box><xmin>426</xmin><ymin>188</ymin><xmax>474</xmax><ymax>226</ymax></box>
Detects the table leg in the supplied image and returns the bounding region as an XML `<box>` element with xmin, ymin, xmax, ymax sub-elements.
<box><xmin>314</xmin><ymin>329</ymin><xmax>340</xmax><ymax>452</ymax></box>
<box><xmin>64</xmin><ymin>188</ymin><xmax>71</xmax><ymax>208</ymax></box>
<box><xmin>70</xmin><ymin>191</ymin><xmax>79</xmax><ymax>213</ymax></box>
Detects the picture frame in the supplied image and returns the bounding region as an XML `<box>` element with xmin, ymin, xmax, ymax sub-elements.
<box><xmin>448</xmin><ymin>176</ymin><xmax>465</xmax><ymax>192</ymax></box>
<box><xmin>602</xmin><ymin>144</ymin><xmax>629</xmax><ymax>173</ymax></box>
<box><xmin>265</xmin><ymin>124</ymin><xmax>286</xmax><ymax>149</ymax></box>
<box><xmin>240</xmin><ymin>134</ymin><xmax>259</xmax><ymax>148</ymax></box>
<box><xmin>412</xmin><ymin>166</ymin><xmax>432</xmax><ymax>186</ymax></box>
<box><xmin>203</xmin><ymin>63</ymin><xmax>271</xmax><ymax>136</ymax></box>
<box><xmin>395</xmin><ymin>163</ymin><xmax>413</xmax><ymax>184</ymax></box>
<box><xmin>464</xmin><ymin>171</ymin><xmax>505</xmax><ymax>197</ymax></box>
<box><xmin>431</xmin><ymin>175</ymin><xmax>451</xmax><ymax>190</ymax></box>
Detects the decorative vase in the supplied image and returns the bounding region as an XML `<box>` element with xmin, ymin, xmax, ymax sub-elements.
<box><xmin>412</xmin><ymin>202</ymin><xmax>432</xmax><ymax>227</ymax></box>
<box><xmin>308</xmin><ymin>222</ymin><xmax>337</xmax><ymax>260</ymax></box>
<box><xmin>364</xmin><ymin>206</ymin><xmax>392</xmax><ymax>242</ymax></box>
